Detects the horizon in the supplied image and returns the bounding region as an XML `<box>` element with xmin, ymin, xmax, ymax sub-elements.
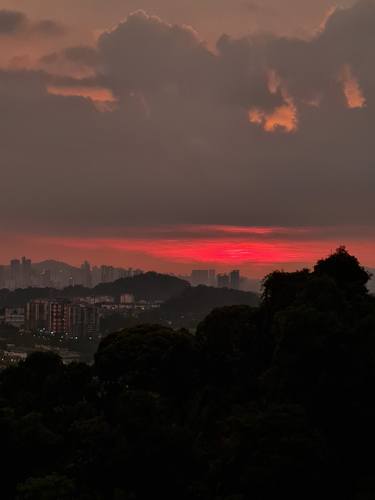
<box><xmin>1</xmin><ymin>225</ymin><xmax>374</xmax><ymax>279</ymax></box>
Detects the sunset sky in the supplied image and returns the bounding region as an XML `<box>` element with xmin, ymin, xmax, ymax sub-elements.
<box><xmin>0</xmin><ymin>0</ymin><xmax>374</xmax><ymax>276</ymax></box>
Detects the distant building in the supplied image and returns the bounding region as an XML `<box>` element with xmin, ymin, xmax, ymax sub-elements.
<box><xmin>191</xmin><ymin>270</ymin><xmax>210</xmax><ymax>287</ymax></box>
<box><xmin>230</xmin><ymin>270</ymin><xmax>241</xmax><ymax>290</ymax></box>
<box><xmin>25</xmin><ymin>299</ymin><xmax>99</xmax><ymax>338</ymax></box>
<box><xmin>94</xmin><ymin>296</ymin><xmax>115</xmax><ymax>304</ymax></box>
<box><xmin>49</xmin><ymin>300</ymin><xmax>70</xmax><ymax>335</ymax></box>
<box><xmin>81</xmin><ymin>261</ymin><xmax>92</xmax><ymax>288</ymax></box>
<box><xmin>217</xmin><ymin>274</ymin><xmax>230</xmax><ymax>288</ymax></box>
<box><xmin>10</xmin><ymin>259</ymin><xmax>21</xmax><ymax>290</ymax></box>
<box><xmin>25</xmin><ymin>300</ymin><xmax>50</xmax><ymax>331</ymax></box>
<box><xmin>120</xmin><ymin>293</ymin><xmax>135</xmax><ymax>305</ymax></box>
<box><xmin>0</xmin><ymin>265</ymin><xmax>5</xmax><ymax>289</ymax></box>
<box><xmin>101</xmin><ymin>265</ymin><xmax>115</xmax><ymax>283</ymax></box>
<box><xmin>21</xmin><ymin>257</ymin><xmax>32</xmax><ymax>288</ymax></box>
<box><xmin>66</xmin><ymin>304</ymin><xmax>99</xmax><ymax>339</ymax></box>
<box><xmin>91</xmin><ymin>266</ymin><xmax>101</xmax><ymax>286</ymax></box>
<box><xmin>208</xmin><ymin>269</ymin><xmax>216</xmax><ymax>287</ymax></box>
<box><xmin>5</xmin><ymin>308</ymin><xmax>25</xmax><ymax>328</ymax></box>
<box><xmin>40</xmin><ymin>269</ymin><xmax>53</xmax><ymax>288</ymax></box>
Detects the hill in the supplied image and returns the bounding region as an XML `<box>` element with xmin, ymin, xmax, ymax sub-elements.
<box><xmin>93</xmin><ymin>272</ymin><xmax>190</xmax><ymax>301</ymax></box>
<box><xmin>155</xmin><ymin>285</ymin><xmax>259</xmax><ymax>328</ymax></box>
<box><xmin>0</xmin><ymin>272</ymin><xmax>190</xmax><ymax>308</ymax></box>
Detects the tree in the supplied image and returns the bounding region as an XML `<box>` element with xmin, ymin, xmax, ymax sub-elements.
<box><xmin>95</xmin><ymin>324</ymin><xmax>200</xmax><ymax>396</ymax></box>
<box><xmin>314</xmin><ymin>246</ymin><xmax>371</xmax><ymax>296</ymax></box>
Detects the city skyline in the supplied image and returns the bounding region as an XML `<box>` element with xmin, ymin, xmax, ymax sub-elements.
<box><xmin>0</xmin><ymin>224</ymin><xmax>374</xmax><ymax>279</ymax></box>
<box><xmin>0</xmin><ymin>254</ymin><xmax>246</xmax><ymax>290</ymax></box>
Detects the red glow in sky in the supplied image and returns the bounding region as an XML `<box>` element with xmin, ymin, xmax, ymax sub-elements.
<box><xmin>1</xmin><ymin>225</ymin><xmax>373</xmax><ymax>278</ymax></box>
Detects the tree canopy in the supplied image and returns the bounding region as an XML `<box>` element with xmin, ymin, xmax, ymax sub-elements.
<box><xmin>1</xmin><ymin>248</ymin><xmax>375</xmax><ymax>499</ymax></box>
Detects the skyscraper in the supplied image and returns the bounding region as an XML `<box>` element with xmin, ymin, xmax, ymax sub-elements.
<box><xmin>81</xmin><ymin>261</ymin><xmax>92</xmax><ymax>288</ymax></box>
<box><xmin>10</xmin><ymin>259</ymin><xmax>21</xmax><ymax>290</ymax></box>
<box><xmin>217</xmin><ymin>274</ymin><xmax>230</xmax><ymax>288</ymax></box>
<box><xmin>101</xmin><ymin>265</ymin><xmax>115</xmax><ymax>283</ymax></box>
<box><xmin>21</xmin><ymin>256</ymin><xmax>32</xmax><ymax>288</ymax></box>
<box><xmin>230</xmin><ymin>270</ymin><xmax>241</xmax><ymax>290</ymax></box>
<box><xmin>0</xmin><ymin>265</ymin><xmax>5</xmax><ymax>289</ymax></box>
<box><xmin>208</xmin><ymin>269</ymin><xmax>216</xmax><ymax>287</ymax></box>
<box><xmin>191</xmin><ymin>270</ymin><xmax>210</xmax><ymax>286</ymax></box>
<box><xmin>25</xmin><ymin>300</ymin><xmax>49</xmax><ymax>331</ymax></box>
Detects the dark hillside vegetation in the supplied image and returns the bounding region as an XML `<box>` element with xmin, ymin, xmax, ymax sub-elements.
<box><xmin>0</xmin><ymin>272</ymin><xmax>190</xmax><ymax>308</ymax></box>
<box><xmin>1</xmin><ymin>247</ymin><xmax>375</xmax><ymax>499</ymax></box>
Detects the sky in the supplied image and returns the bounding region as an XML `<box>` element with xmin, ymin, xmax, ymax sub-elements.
<box><xmin>0</xmin><ymin>0</ymin><xmax>374</xmax><ymax>277</ymax></box>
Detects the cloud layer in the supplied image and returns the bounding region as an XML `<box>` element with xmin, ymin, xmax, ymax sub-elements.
<box><xmin>0</xmin><ymin>1</ymin><xmax>374</xmax><ymax>268</ymax></box>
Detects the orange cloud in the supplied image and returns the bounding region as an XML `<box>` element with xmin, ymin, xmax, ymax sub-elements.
<box><xmin>249</xmin><ymin>69</ymin><xmax>298</xmax><ymax>133</ymax></box>
<box><xmin>47</xmin><ymin>84</ymin><xmax>117</xmax><ymax>111</ymax></box>
<box><xmin>339</xmin><ymin>64</ymin><xmax>366</xmax><ymax>109</ymax></box>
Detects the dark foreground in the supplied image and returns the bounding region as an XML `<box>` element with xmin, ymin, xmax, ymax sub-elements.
<box><xmin>2</xmin><ymin>247</ymin><xmax>375</xmax><ymax>499</ymax></box>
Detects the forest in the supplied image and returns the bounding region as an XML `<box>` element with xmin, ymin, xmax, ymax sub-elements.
<box><xmin>1</xmin><ymin>247</ymin><xmax>375</xmax><ymax>499</ymax></box>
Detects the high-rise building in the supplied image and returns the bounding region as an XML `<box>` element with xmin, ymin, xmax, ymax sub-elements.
<box><xmin>25</xmin><ymin>299</ymin><xmax>99</xmax><ymax>338</ymax></box>
<box><xmin>10</xmin><ymin>259</ymin><xmax>21</xmax><ymax>290</ymax></box>
<box><xmin>21</xmin><ymin>256</ymin><xmax>32</xmax><ymax>288</ymax></box>
<box><xmin>66</xmin><ymin>304</ymin><xmax>99</xmax><ymax>339</ymax></box>
<box><xmin>191</xmin><ymin>270</ymin><xmax>210</xmax><ymax>287</ymax></box>
<box><xmin>120</xmin><ymin>293</ymin><xmax>135</xmax><ymax>305</ymax></box>
<box><xmin>81</xmin><ymin>261</ymin><xmax>92</xmax><ymax>288</ymax></box>
<box><xmin>25</xmin><ymin>300</ymin><xmax>49</xmax><ymax>331</ymax></box>
<box><xmin>230</xmin><ymin>270</ymin><xmax>241</xmax><ymax>290</ymax></box>
<box><xmin>49</xmin><ymin>300</ymin><xmax>70</xmax><ymax>335</ymax></box>
<box><xmin>41</xmin><ymin>269</ymin><xmax>53</xmax><ymax>288</ymax></box>
<box><xmin>0</xmin><ymin>265</ymin><xmax>5</xmax><ymax>289</ymax></box>
<box><xmin>5</xmin><ymin>308</ymin><xmax>25</xmax><ymax>328</ymax></box>
<box><xmin>217</xmin><ymin>273</ymin><xmax>230</xmax><ymax>288</ymax></box>
<box><xmin>101</xmin><ymin>265</ymin><xmax>115</xmax><ymax>283</ymax></box>
<box><xmin>91</xmin><ymin>266</ymin><xmax>101</xmax><ymax>286</ymax></box>
<box><xmin>208</xmin><ymin>269</ymin><xmax>216</xmax><ymax>287</ymax></box>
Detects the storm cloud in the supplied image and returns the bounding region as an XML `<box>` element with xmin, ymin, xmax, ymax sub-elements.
<box><xmin>0</xmin><ymin>0</ymin><xmax>374</xmax><ymax>242</ymax></box>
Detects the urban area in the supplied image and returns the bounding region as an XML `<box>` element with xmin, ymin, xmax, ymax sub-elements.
<box><xmin>0</xmin><ymin>257</ymin><xmax>249</xmax><ymax>369</ymax></box>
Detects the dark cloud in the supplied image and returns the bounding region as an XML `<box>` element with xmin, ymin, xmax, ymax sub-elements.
<box><xmin>0</xmin><ymin>9</ymin><xmax>65</xmax><ymax>38</ymax></box>
<box><xmin>0</xmin><ymin>10</ymin><xmax>27</xmax><ymax>34</ymax></box>
<box><xmin>0</xmin><ymin>1</ymin><xmax>374</xmax><ymax>237</ymax></box>
<box><xmin>40</xmin><ymin>46</ymin><xmax>99</xmax><ymax>73</ymax></box>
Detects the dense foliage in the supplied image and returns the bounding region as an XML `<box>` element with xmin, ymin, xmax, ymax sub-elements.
<box><xmin>1</xmin><ymin>247</ymin><xmax>375</xmax><ymax>499</ymax></box>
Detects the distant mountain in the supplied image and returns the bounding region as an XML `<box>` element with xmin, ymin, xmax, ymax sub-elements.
<box><xmin>32</xmin><ymin>260</ymin><xmax>82</xmax><ymax>285</ymax></box>
<box><xmin>32</xmin><ymin>260</ymin><xmax>78</xmax><ymax>273</ymax></box>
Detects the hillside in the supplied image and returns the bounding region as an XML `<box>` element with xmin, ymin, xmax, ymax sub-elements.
<box><xmin>93</xmin><ymin>272</ymin><xmax>190</xmax><ymax>301</ymax></box>
<box><xmin>155</xmin><ymin>285</ymin><xmax>259</xmax><ymax>328</ymax></box>
<box><xmin>0</xmin><ymin>272</ymin><xmax>190</xmax><ymax>308</ymax></box>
